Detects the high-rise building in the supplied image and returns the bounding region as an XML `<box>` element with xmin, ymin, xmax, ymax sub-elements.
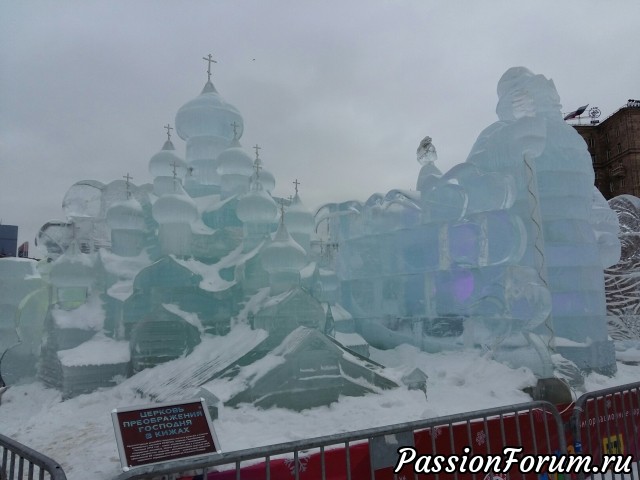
<box><xmin>572</xmin><ymin>100</ymin><xmax>640</xmax><ymax>199</ymax></box>
<box><xmin>0</xmin><ymin>225</ymin><xmax>18</xmax><ymax>257</ymax></box>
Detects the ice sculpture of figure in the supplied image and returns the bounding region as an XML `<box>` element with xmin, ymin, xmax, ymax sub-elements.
<box><xmin>466</xmin><ymin>67</ymin><xmax>618</xmax><ymax>373</ymax></box>
<box><xmin>323</xmin><ymin>67</ymin><xmax>619</xmax><ymax>376</ymax></box>
<box><xmin>416</xmin><ymin>135</ymin><xmax>442</xmax><ymax>193</ymax></box>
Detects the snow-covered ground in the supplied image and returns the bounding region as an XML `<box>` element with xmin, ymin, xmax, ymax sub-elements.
<box><xmin>0</xmin><ymin>344</ymin><xmax>638</xmax><ymax>480</ymax></box>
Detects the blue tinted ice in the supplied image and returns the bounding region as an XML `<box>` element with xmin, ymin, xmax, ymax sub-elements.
<box><xmin>3</xmin><ymin>66</ymin><xmax>621</xmax><ymax>404</ymax></box>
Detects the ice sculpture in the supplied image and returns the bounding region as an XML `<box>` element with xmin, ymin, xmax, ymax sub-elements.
<box><xmin>24</xmin><ymin>58</ymin><xmax>398</xmax><ymax>407</ymax></box>
<box><xmin>12</xmin><ymin>64</ymin><xmax>619</xmax><ymax>406</ymax></box>
<box><xmin>467</xmin><ymin>67</ymin><xmax>619</xmax><ymax>373</ymax></box>
<box><xmin>320</xmin><ymin>67</ymin><xmax>619</xmax><ymax>375</ymax></box>
<box><xmin>175</xmin><ymin>56</ymin><xmax>243</xmax><ymax>196</ymax></box>
<box><xmin>0</xmin><ymin>258</ymin><xmax>47</xmax><ymax>385</ymax></box>
<box><xmin>604</xmin><ymin>195</ymin><xmax>640</xmax><ymax>344</ymax></box>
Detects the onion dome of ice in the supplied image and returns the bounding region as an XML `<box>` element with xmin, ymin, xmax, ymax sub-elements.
<box><xmin>152</xmin><ymin>193</ymin><xmax>198</xmax><ymax>224</ymax></box>
<box><xmin>217</xmin><ymin>141</ymin><xmax>254</xmax><ymax>177</ymax></box>
<box><xmin>175</xmin><ymin>81</ymin><xmax>243</xmax><ymax>141</ymax></box>
<box><xmin>62</xmin><ymin>180</ymin><xmax>105</xmax><ymax>219</ymax></box>
<box><xmin>286</xmin><ymin>194</ymin><xmax>314</xmax><ymax>235</ymax></box>
<box><xmin>49</xmin><ymin>242</ymin><xmax>94</xmax><ymax>288</ymax></box>
<box><xmin>106</xmin><ymin>198</ymin><xmax>146</xmax><ymax>231</ymax></box>
<box><xmin>249</xmin><ymin>169</ymin><xmax>276</xmax><ymax>192</ymax></box>
<box><xmin>149</xmin><ymin>140</ymin><xmax>188</xmax><ymax>178</ymax></box>
<box><xmin>261</xmin><ymin>223</ymin><xmax>307</xmax><ymax>274</ymax></box>
<box><xmin>236</xmin><ymin>180</ymin><xmax>278</xmax><ymax>224</ymax></box>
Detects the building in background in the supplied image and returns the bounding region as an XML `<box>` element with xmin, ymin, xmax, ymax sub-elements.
<box><xmin>572</xmin><ymin>100</ymin><xmax>640</xmax><ymax>199</ymax></box>
<box><xmin>0</xmin><ymin>225</ymin><xmax>18</xmax><ymax>258</ymax></box>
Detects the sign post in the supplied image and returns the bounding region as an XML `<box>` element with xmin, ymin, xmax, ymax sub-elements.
<box><xmin>112</xmin><ymin>398</ymin><xmax>221</xmax><ymax>471</ymax></box>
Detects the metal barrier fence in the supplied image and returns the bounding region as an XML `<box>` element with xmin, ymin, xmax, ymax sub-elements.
<box><xmin>0</xmin><ymin>433</ymin><xmax>67</xmax><ymax>480</ymax></box>
<box><xmin>571</xmin><ymin>380</ymin><xmax>640</xmax><ymax>480</ymax></box>
<box><xmin>6</xmin><ymin>382</ymin><xmax>640</xmax><ymax>480</ymax></box>
<box><xmin>117</xmin><ymin>400</ymin><xmax>566</xmax><ymax>480</ymax></box>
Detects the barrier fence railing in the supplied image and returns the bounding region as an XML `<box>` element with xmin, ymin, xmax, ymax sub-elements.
<box><xmin>0</xmin><ymin>433</ymin><xmax>67</xmax><ymax>480</ymax></box>
<box><xmin>4</xmin><ymin>382</ymin><xmax>640</xmax><ymax>480</ymax></box>
<box><xmin>571</xmin><ymin>380</ymin><xmax>640</xmax><ymax>480</ymax></box>
<box><xmin>116</xmin><ymin>400</ymin><xmax>566</xmax><ymax>480</ymax></box>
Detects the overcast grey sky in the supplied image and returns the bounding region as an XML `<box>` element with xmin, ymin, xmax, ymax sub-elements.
<box><xmin>1</xmin><ymin>0</ymin><xmax>639</xmax><ymax>250</ymax></box>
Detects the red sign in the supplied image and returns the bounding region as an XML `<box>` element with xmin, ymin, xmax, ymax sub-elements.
<box><xmin>112</xmin><ymin>399</ymin><xmax>220</xmax><ymax>470</ymax></box>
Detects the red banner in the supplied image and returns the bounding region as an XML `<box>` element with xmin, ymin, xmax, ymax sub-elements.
<box><xmin>175</xmin><ymin>389</ymin><xmax>639</xmax><ymax>480</ymax></box>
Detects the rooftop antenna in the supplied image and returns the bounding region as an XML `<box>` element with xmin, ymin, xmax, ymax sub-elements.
<box><xmin>202</xmin><ymin>53</ymin><xmax>217</xmax><ymax>82</ymax></box>
<box><xmin>293</xmin><ymin>178</ymin><xmax>300</xmax><ymax>195</ymax></box>
<box><xmin>164</xmin><ymin>123</ymin><xmax>173</xmax><ymax>142</ymax></box>
<box><xmin>123</xmin><ymin>173</ymin><xmax>133</xmax><ymax>199</ymax></box>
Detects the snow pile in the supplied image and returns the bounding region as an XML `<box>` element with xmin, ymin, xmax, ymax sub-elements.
<box><xmin>1</xmin><ymin>344</ymin><xmax>638</xmax><ymax>480</ymax></box>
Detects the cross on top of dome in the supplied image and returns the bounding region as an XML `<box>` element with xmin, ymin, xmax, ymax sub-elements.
<box><xmin>123</xmin><ymin>173</ymin><xmax>133</xmax><ymax>199</ymax></box>
<box><xmin>202</xmin><ymin>53</ymin><xmax>217</xmax><ymax>82</ymax></box>
<box><xmin>164</xmin><ymin>124</ymin><xmax>173</xmax><ymax>142</ymax></box>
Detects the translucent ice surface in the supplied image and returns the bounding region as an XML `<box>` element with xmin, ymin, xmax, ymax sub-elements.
<box><xmin>14</xmin><ymin>66</ymin><xmax>620</xmax><ymax>403</ymax></box>
<box><xmin>320</xmin><ymin>67</ymin><xmax>619</xmax><ymax>375</ymax></box>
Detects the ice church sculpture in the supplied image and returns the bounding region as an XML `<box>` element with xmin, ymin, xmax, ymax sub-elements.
<box><xmin>28</xmin><ymin>59</ymin><xmax>396</xmax><ymax>406</ymax></box>
<box><xmin>1</xmin><ymin>64</ymin><xmax>621</xmax><ymax>406</ymax></box>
